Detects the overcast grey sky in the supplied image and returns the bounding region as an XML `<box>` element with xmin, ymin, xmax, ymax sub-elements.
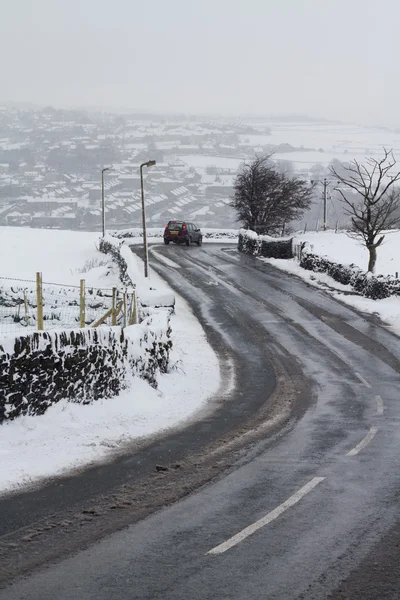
<box><xmin>1</xmin><ymin>0</ymin><xmax>399</xmax><ymax>124</ymax></box>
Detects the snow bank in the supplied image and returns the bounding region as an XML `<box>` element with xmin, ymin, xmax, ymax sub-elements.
<box><xmin>99</xmin><ymin>234</ymin><xmax>176</xmax><ymax>313</ymax></box>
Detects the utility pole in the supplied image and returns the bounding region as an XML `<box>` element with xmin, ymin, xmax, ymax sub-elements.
<box><xmin>323</xmin><ymin>178</ymin><xmax>328</xmax><ymax>232</ymax></box>
<box><xmin>311</xmin><ymin>177</ymin><xmax>330</xmax><ymax>231</ymax></box>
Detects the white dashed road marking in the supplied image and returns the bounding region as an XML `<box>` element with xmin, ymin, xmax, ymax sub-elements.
<box><xmin>150</xmin><ymin>248</ymin><xmax>181</xmax><ymax>269</ymax></box>
<box><xmin>355</xmin><ymin>372</ymin><xmax>372</xmax><ymax>388</ymax></box>
<box><xmin>207</xmin><ymin>477</ymin><xmax>325</xmax><ymax>556</ymax></box>
<box><xmin>346</xmin><ymin>427</ymin><xmax>378</xmax><ymax>457</ymax></box>
<box><xmin>375</xmin><ymin>395</ymin><xmax>384</xmax><ymax>415</ymax></box>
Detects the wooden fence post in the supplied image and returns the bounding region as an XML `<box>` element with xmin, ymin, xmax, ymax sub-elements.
<box><xmin>123</xmin><ymin>292</ymin><xmax>127</xmax><ymax>328</ymax></box>
<box><xmin>129</xmin><ymin>290</ymin><xmax>137</xmax><ymax>325</ymax></box>
<box><xmin>132</xmin><ymin>290</ymin><xmax>137</xmax><ymax>324</ymax></box>
<box><xmin>112</xmin><ymin>287</ymin><xmax>117</xmax><ymax>326</ymax></box>
<box><xmin>36</xmin><ymin>272</ymin><xmax>44</xmax><ymax>330</ymax></box>
<box><xmin>80</xmin><ymin>279</ymin><xmax>86</xmax><ymax>328</ymax></box>
<box><xmin>23</xmin><ymin>290</ymin><xmax>29</xmax><ymax>327</ymax></box>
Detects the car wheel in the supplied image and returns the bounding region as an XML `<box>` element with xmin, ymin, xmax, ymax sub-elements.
<box><xmin>164</xmin><ymin>239</ymin><xmax>169</xmax><ymax>245</ymax></box>
<box><xmin>197</xmin><ymin>237</ymin><xmax>202</xmax><ymax>246</ymax></box>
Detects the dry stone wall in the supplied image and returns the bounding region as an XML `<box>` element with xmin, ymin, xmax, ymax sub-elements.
<box><xmin>0</xmin><ymin>319</ymin><xmax>171</xmax><ymax>424</ymax></box>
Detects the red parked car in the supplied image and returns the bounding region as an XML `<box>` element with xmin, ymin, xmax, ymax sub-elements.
<box><xmin>164</xmin><ymin>221</ymin><xmax>203</xmax><ymax>246</ymax></box>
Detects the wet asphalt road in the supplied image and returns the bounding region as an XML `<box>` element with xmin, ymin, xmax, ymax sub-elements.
<box><xmin>3</xmin><ymin>243</ymin><xmax>400</xmax><ymax>599</ymax></box>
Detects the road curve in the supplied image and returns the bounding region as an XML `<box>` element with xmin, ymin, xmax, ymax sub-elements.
<box><xmin>2</xmin><ymin>243</ymin><xmax>400</xmax><ymax>599</ymax></box>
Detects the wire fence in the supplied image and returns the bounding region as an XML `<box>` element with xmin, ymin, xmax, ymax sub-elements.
<box><xmin>0</xmin><ymin>275</ymin><xmax>137</xmax><ymax>335</ymax></box>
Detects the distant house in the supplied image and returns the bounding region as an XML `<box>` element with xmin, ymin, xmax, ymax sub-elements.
<box><xmin>31</xmin><ymin>206</ymin><xmax>78</xmax><ymax>229</ymax></box>
<box><xmin>205</xmin><ymin>182</ymin><xmax>234</xmax><ymax>197</ymax></box>
<box><xmin>151</xmin><ymin>177</ymin><xmax>182</xmax><ymax>195</ymax></box>
<box><xmin>80</xmin><ymin>209</ymin><xmax>102</xmax><ymax>229</ymax></box>
<box><xmin>118</xmin><ymin>174</ymin><xmax>141</xmax><ymax>191</ymax></box>
<box><xmin>4</xmin><ymin>210</ymin><xmax>31</xmax><ymax>226</ymax></box>
<box><xmin>26</xmin><ymin>195</ymin><xmax>78</xmax><ymax>214</ymax></box>
<box><xmin>168</xmin><ymin>185</ymin><xmax>189</xmax><ymax>200</ymax></box>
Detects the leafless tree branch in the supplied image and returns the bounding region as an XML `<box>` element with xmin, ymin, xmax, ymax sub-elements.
<box><xmin>330</xmin><ymin>148</ymin><xmax>400</xmax><ymax>272</ymax></box>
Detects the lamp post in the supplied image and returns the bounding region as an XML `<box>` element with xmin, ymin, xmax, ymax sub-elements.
<box><xmin>101</xmin><ymin>167</ymin><xmax>111</xmax><ymax>238</ymax></box>
<box><xmin>140</xmin><ymin>160</ymin><xmax>156</xmax><ymax>278</ymax></box>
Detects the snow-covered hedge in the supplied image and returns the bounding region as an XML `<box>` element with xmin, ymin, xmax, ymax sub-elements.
<box><xmin>300</xmin><ymin>251</ymin><xmax>400</xmax><ymax>300</ymax></box>
<box><xmin>0</xmin><ymin>316</ymin><xmax>172</xmax><ymax>423</ymax></box>
<box><xmin>112</xmin><ymin>228</ymin><xmax>238</xmax><ymax>241</ymax></box>
<box><xmin>99</xmin><ymin>235</ymin><xmax>134</xmax><ymax>287</ymax></box>
<box><xmin>100</xmin><ymin>234</ymin><xmax>175</xmax><ymax>316</ymax></box>
<box><xmin>113</xmin><ymin>228</ymin><xmax>164</xmax><ymax>240</ymax></box>
<box><xmin>238</xmin><ymin>229</ymin><xmax>295</xmax><ymax>259</ymax></box>
<box><xmin>199</xmin><ymin>229</ymin><xmax>238</xmax><ymax>240</ymax></box>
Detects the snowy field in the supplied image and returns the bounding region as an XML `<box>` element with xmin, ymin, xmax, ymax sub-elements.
<box><xmin>0</xmin><ymin>227</ymin><xmax>126</xmax><ymax>334</ymax></box>
<box><xmin>239</xmin><ymin>121</ymin><xmax>400</xmax><ymax>170</ymax></box>
<box><xmin>176</xmin><ymin>154</ymin><xmax>243</xmax><ymax>171</ymax></box>
<box><xmin>0</xmin><ymin>227</ymin><xmax>220</xmax><ymax>495</ymax></box>
<box><xmin>263</xmin><ymin>230</ymin><xmax>400</xmax><ymax>335</ymax></box>
<box><xmin>0</xmin><ymin>227</ymin><xmax>101</xmax><ymax>285</ymax></box>
<box><xmin>295</xmin><ymin>230</ymin><xmax>400</xmax><ymax>277</ymax></box>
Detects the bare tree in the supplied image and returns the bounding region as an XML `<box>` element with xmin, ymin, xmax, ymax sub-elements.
<box><xmin>330</xmin><ymin>149</ymin><xmax>400</xmax><ymax>272</ymax></box>
<box><xmin>231</xmin><ymin>156</ymin><xmax>313</xmax><ymax>234</ymax></box>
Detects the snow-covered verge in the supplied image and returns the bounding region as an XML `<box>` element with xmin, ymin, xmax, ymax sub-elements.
<box><xmin>0</xmin><ymin>293</ymin><xmax>219</xmax><ymax>495</ymax></box>
<box><xmin>0</xmin><ymin>227</ymin><xmax>220</xmax><ymax>495</ymax></box>
<box><xmin>99</xmin><ymin>234</ymin><xmax>175</xmax><ymax>311</ymax></box>
<box><xmin>112</xmin><ymin>227</ymin><xmax>238</xmax><ymax>243</ymax></box>
<box><xmin>256</xmin><ymin>232</ymin><xmax>400</xmax><ymax>335</ymax></box>
<box><xmin>259</xmin><ymin>257</ymin><xmax>400</xmax><ymax>335</ymax></box>
<box><xmin>238</xmin><ymin>227</ymin><xmax>400</xmax><ymax>299</ymax></box>
<box><xmin>238</xmin><ymin>227</ymin><xmax>400</xmax><ymax>334</ymax></box>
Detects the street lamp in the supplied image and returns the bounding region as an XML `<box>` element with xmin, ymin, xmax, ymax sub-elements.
<box><xmin>101</xmin><ymin>167</ymin><xmax>111</xmax><ymax>238</ymax></box>
<box><xmin>140</xmin><ymin>160</ymin><xmax>156</xmax><ymax>278</ymax></box>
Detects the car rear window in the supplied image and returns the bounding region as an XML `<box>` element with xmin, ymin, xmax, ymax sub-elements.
<box><xmin>168</xmin><ymin>221</ymin><xmax>184</xmax><ymax>231</ymax></box>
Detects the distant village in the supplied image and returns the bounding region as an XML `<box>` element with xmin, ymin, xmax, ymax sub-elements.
<box><xmin>0</xmin><ymin>106</ymin><xmax>326</xmax><ymax>232</ymax></box>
